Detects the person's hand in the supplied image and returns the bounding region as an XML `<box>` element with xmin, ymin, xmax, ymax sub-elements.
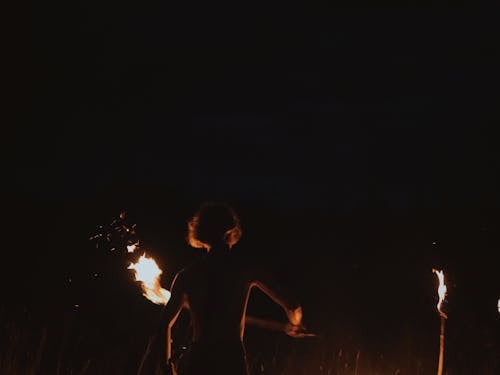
<box><xmin>287</xmin><ymin>306</ymin><xmax>303</xmax><ymax>326</ymax></box>
<box><xmin>285</xmin><ymin>306</ymin><xmax>305</xmax><ymax>338</ymax></box>
<box><xmin>284</xmin><ymin>322</ymin><xmax>306</xmax><ymax>338</ymax></box>
<box><xmin>158</xmin><ymin>359</ymin><xmax>178</xmax><ymax>375</ymax></box>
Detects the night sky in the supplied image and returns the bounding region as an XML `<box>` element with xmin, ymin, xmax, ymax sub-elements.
<box><xmin>3</xmin><ymin>4</ymin><xmax>500</xmax><ymax>374</ymax></box>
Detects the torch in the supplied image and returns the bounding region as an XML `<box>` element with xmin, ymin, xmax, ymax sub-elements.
<box><xmin>432</xmin><ymin>269</ymin><xmax>447</xmax><ymax>375</ymax></box>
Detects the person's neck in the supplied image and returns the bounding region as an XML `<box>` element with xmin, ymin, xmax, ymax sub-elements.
<box><xmin>208</xmin><ymin>243</ymin><xmax>230</xmax><ymax>256</ymax></box>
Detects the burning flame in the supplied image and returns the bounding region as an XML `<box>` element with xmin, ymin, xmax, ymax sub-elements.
<box><xmin>432</xmin><ymin>269</ymin><xmax>447</xmax><ymax>318</ymax></box>
<box><xmin>128</xmin><ymin>253</ymin><xmax>171</xmax><ymax>305</ymax></box>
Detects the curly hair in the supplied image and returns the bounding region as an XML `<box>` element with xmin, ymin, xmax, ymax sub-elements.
<box><xmin>187</xmin><ymin>202</ymin><xmax>242</xmax><ymax>251</ymax></box>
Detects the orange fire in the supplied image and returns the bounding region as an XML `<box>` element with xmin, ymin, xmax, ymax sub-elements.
<box><xmin>128</xmin><ymin>253</ymin><xmax>171</xmax><ymax>305</ymax></box>
<box><xmin>432</xmin><ymin>269</ymin><xmax>447</xmax><ymax>318</ymax></box>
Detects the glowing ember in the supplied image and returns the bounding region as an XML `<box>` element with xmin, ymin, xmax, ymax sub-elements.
<box><xmin>128</xmin><ymin>253</ymin><xmax>171</xmax><ymax>305</ymax></box>
<box><xmin>432</xmin><ymin>269</ymin><xmax>447</xmax><ymax>318</ymax></box>
<box><xmin>498</xmin><ymin>298</ymin><xmax>500</xmax><ymax>314</ymax></box>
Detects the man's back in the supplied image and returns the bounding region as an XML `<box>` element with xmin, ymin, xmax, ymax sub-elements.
<box><xmin>171</xmin><ymin>252</ymin><xmax>252</xmax><ymax>374</ymax></box>
<box><xmin>179</xmin><ymin>252</ymin><xmax>252</xmax><ymax>343</ymax></box>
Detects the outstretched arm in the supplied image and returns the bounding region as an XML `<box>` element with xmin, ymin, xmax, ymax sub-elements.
<box><xmin>250</xmin><ymin>268</ymin><xmax>303</xmax><ymax>327</ymax></box>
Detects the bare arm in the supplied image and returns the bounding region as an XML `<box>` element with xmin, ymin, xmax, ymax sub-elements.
<box><xmin>139</xmin><ymin>271</ymin><xmax>187</xmax><ymax>375</ymax></box>
<box><xmin>250</xmin><ymin>268</ymin><xmax>303</xmax><ymax>326</ymax></box>
<box><xmin>162</xmin><ymin>271</ymin><xmax>188</xmax><ymax>363</ymax></box>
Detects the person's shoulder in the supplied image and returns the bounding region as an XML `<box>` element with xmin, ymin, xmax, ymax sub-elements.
<box><xmin>172</xmin><ymin>258</ymin><xmax>204</xmax><ymax>282</ymax></box>
<box><xmin>227</xmin><ymin>246</ymin><xmax>250</xmax><ymax>265</ymax></box>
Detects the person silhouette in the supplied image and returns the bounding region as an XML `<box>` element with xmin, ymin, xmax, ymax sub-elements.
<box><xmin>159</xmin><ymin>202</ymin><xmax>304</xmax><ymax>375</ymax></box>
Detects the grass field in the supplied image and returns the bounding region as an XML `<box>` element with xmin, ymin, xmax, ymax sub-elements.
<box><xmin>2</xmin><ymin>300</ymin><xmax>498</xmax><ymax>375</ymax></box>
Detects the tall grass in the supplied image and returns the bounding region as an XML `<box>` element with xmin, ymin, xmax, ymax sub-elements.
<box><xmin>1</xmin><ymin>305</ymin><xmax>498</xmax><ymax>374</ymax></box>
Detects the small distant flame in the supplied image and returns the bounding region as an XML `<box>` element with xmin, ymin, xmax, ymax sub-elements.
<box><xmin>432</xmin><ymin>269</ymin><xmax>447</xmax><ymax>318</ymax></box>
<box><xmin>497</xmin><ymin>298</ymin><xmax>500</xmax><ymax>314</ymax></box>
<box><xmin>127</xmin><ymin>242</ymin><xmax>139</xmax><ymax>253</ymax></box>
<box><xmin>128</xmin><ymin>253</ymin><xmax>171</xmax><ymax>305</ymax></box>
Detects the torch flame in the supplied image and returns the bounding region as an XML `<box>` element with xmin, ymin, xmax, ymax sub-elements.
<box><xmin>432</xmin><ymin>269</ymin><xmax>447</xmax><ymax>318</ymax></box>
<box><xmin>128</xmin><ymin>253</ymin><xmax>171</xmax><ymax>305</ymax></box>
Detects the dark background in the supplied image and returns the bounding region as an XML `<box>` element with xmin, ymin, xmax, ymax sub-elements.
<box><xmin>3</xmin><ymin>3</ymin><xmax>499</xmax><ymax>374</ymax></box>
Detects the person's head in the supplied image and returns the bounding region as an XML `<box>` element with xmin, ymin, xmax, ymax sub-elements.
<box><xmin>187</xmin><ymin>202</ymin><xmax>242</xmax><ymax>252</ymax></box>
